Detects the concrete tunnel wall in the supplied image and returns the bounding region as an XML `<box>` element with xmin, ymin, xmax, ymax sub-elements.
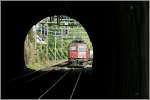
<box><xmin>2</xmin><ymin>2</ymin><xmax>149</xmax><ymax>98</ymax></box>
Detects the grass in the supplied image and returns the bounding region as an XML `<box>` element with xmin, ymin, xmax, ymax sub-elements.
<box><xmin>27</xmin><ymin>60</ymin><xmax>67</xmax><ymax>70</ymax></box>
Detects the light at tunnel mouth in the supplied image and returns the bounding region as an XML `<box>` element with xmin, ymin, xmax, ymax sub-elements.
<box><xmin>24</xmin><ymin>15</ymin><xmax>93</xmax><ymax>71</ymax></box>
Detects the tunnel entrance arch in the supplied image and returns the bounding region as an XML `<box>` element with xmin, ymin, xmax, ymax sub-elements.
<box><xmin>24</xmin><ymin>15</ymin><xmax>93</xmax><ymax>70</ymax></box>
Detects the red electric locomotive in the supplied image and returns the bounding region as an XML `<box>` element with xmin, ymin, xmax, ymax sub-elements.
<box><xmin>68</xmin><ymin>40</ymin><xmax>90</xmax><ymax>67</ymax></box>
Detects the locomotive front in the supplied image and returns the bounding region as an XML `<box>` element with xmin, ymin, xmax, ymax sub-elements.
<box><xmin>68</xmin><ymin>40</ymin><xmax>89</xmax><ymax>67</ymax></box>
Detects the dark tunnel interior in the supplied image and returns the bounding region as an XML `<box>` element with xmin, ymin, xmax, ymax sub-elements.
<box><xmin>2</xmin><ymin>1</ymin><xmax>149</xmax><ymax>99</ymax></box>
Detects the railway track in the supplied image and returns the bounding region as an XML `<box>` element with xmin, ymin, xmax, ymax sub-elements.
<box><xmin>39</xmin><ymin>69</ymin><xmax>83</xmax><ymax>99</ymax></box>
<box><xmin>8</xmin><ymin>61</ymin><xmax>68</xmax><ymax>82</ymax></box>
<box><xmin>6</xmin><ymin>62</ymin><xmax>93</xmax><ymax>99</ymax></box>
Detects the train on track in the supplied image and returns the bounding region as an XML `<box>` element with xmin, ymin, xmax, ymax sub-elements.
<box><xmin>68</xmin><ymin>40</ymin><xmax>92</xmax><ymax>67</ymax></box>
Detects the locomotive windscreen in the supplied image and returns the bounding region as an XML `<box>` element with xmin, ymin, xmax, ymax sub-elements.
<box><xmin>78</xmin><ymin>45</ymin><xmax>87</xmax><ymax>52</ymax></box>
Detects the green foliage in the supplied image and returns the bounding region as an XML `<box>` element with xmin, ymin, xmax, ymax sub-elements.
<box><xmin>24</xmin><ymin>16</ymin><xmax>93</xmax><ymax>70</ymax></box>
